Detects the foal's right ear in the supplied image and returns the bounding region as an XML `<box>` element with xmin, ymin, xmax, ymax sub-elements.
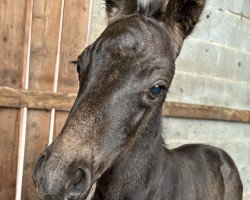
<box><xmin>162</xmin><ymin>0</ymin><xmax>206</xmax><ymax>58</ymax></box>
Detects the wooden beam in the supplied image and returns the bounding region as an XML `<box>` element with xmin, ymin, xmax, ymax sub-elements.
<box><xmin>0</xmin><ymin>86</ymin><xmax>76</xmax><ymax>111</ymax></box>
<box><xmin>163</xmin><ymin>102</ymin><xmax>250</xmax><ymax>123</ymax></box>
<box><xmin>1</xmin><ymin>86</ymin><xmax>249</xmax><ymax>123</ymax></box>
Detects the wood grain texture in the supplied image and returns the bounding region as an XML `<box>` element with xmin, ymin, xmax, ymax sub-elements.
<box><xmin>0</xmin><ymin>0</ymin><xmax>28</xmax><ymax>198</ymax></box>
<box><xmin>0</xmin><ymin>109</ymin><xmax>20</xmax><ymax>200</ymax></box>
<box><xmin>55</xmin><ymin>0</ymin><xmax>90</xmax><ymax>138</ymax></box>
<box><xmin>0</xmin><ymin>86</ymin><xmax>76</xmax><ymax>110</ymax></box>
<box><xmin>1</xmin><ymin>86</ymin><xmax>250</xmax><ymax>123</ymax></box>
<box><xmin>58</xmin><ymin>0</ymin><xmax>90</xmax><ymax>94</ymax></box>
<box><xmin>54</xmin><ymin>111</ymin><xmax>68</xmax><ymax>139</ymax></box>
<box><xmin>163</xmin><ymin>102</ymin><xmax>250</xmax><ymax>123</ymax></box>
<box><xmin>21</xmin><ymin>0</ymin><xmax>63</xmax><ymax>199</ymax></box>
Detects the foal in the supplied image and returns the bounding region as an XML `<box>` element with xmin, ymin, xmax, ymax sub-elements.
<box><xmin>33</xmin><ymin>0</ymin><xmax>243</xmax><ymax>199</ymax></box>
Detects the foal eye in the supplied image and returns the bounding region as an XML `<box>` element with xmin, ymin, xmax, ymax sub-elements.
<box><xmin>150</xmin><ymin>85</ymin><xmax>165</xmax><ymax>95</ymax></box>
<box><xmin>148</xmin><ymin>85</ymin><xmax>166</xmax><ymax>99</ymax></box>
<box><xmin>76</xmin><ymin>63</ymin><xmax>81</xmax><ymax>74</ymax></box>
<box><xmin>70</xmin><ymin>60</ymin><xmax>81</xmax><ymax>74</ymax></box>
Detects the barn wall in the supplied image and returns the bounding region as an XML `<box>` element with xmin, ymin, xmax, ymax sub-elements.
<box><xmin>88</xmin><ymin>0</ymin><xmax>250</xmax><ymax>199</ymax></box>
<box><xmin>0</xmin><ymin>1</ymin><xmax>28</xmax><ymax>199</ymax></box>
<box><xmin>0</xmin><ymin>0</ymin><xmax>90</xmax><ymax>199</ymax></box>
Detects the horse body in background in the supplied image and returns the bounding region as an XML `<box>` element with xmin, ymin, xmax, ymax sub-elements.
<box><xmin>33</xmin><ymin>0</ymin><xmax>243</xmax><ymax>199</ymax></box>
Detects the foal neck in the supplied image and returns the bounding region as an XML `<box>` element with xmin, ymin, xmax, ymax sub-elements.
<box><xmin>93</xmin><ymin>112</ymin><xmax>168</xmax><ymax>199</ymax></box>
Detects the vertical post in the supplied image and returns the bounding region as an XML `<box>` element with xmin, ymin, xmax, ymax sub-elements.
<box><xmin>15</xmin><ymin>0</ymin><xmax>33</xmax><ymax>199</ymax></box>
<box><xmin>86</xmin><ymin>0</ymin><xmax>93</xmax><ymax>46</ymax></box>
<box><xmin>48</xmin><ymin>0</ymin><xmax>65</xmax><ymax>145</ymax></box>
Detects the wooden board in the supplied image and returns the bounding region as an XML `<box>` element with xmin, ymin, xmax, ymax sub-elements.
<box><xmin>54</xmin><ymin>111</ymin><xmax>69</xmax><ymax>139</ymax></box>
<box><xmin>58</xmin><ymin>0</ymin><xmax>90</xmax><ymax>94</ymax></box>
<box><xmin>163</xmin><ymin>102</ymin><xmax>250</xmax><ymax>123</ymax></box>
<box><xmin>0</xmin><ymin>109</ymin><xmax>20</xmax><ymax>200</ymax></box>
<box><xmin>0</xmin><ymin>0</ymin><xmax>27</xmax><ymax>198</ymax></box>
<box><xmin>0</xmin><ymin>86</ymin><xmax>76</xmax><ymax>111</ymax></box>
<box><xmin>55</xmin><ymin>0</ymin><xmax>90</xmax><ymax>138</ymax></box>
<box><xmin>21</xmin><ymin>0</ymin><xmax>63</xmax><ymax>199</ymax></box>
<box><xmin>1</xmin><ymin>86</ymin><xmax>250</xmax><ymax>123</ymax></box>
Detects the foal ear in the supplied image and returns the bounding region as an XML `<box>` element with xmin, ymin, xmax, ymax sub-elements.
<box><xmin>162</xmin><ymin>0</ymin><xmax>206</xmax><ymax>57</ymax></box>
<box><xmin>105</xmin><ymin>0</ymin><xmax>206</xmax><ymax>58</ymax></box>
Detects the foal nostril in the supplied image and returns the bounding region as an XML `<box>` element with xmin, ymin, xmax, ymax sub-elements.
<box><xmin>32</xmin><ymin>153</ymin><xmax>46</xmax><ymax>180</ymax></box>
<box><xmin>65</xmin><ymin>168</ymin><xmax>91</xmax><ymax>199</ymax></box>
<box><xmin>36</xmin><ymin>154</ymin><xmax>46</xmax><ymax>167</ymax></box>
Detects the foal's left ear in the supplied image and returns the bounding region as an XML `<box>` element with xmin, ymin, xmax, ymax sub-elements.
<box><xmin>162</xmin><ymin>0</ymin><xmax>206</xmax><ymax>58</ymax></box>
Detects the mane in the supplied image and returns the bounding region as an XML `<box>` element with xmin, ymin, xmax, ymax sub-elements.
<box><xmin>105</xmin><ymin>0</ymin><xmax>167</xmax><ymax>21</ymax></box>
<box><xmin>137</xmin><ymin>0</ymin><xmax>166</xmax><ymax>19</ymax></box>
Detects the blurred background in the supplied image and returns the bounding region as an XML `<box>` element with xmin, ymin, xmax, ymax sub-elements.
<box><xmin>0</xmin><ymin>0</ymin><xmax>249</xmax><ymax>199</ymax></box>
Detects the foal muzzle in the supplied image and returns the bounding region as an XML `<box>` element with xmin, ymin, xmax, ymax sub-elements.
<box><xmin>32</xmin><ymin>151</ymin><xmax>92</xmax><ymax>200</ymax></box>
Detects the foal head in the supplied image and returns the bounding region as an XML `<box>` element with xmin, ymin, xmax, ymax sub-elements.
<box><xmin>33</xmin><ymin>0</ymin><xmax>205</xmax><ymax>199</ymax></box>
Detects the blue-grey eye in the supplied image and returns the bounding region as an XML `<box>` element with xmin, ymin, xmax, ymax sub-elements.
<box><xmin>149</xmin><ymin>85</ymin><xmax>166</xmax><ymax>97</ymax></box>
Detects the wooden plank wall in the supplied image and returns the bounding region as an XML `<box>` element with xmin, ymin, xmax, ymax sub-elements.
<box><xmin>0</xmin><ymin>0</ymin><xmax>28</xmax><ymax>199</ymax></box>
<box><xmin>21</xmin><ymin>0</ymin><xmax>62</xmax><ymax>199</ymax></box>
<box><xmin>0</xmin><ymin>0</ymin><xmax>90</xmax><ymax>199</ymax></box>
<box><xmin>55</xmin><ymin>0</ymin><xmax>90</xmax><ymax>139</ymax></box>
